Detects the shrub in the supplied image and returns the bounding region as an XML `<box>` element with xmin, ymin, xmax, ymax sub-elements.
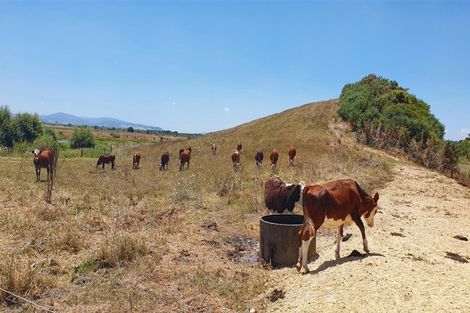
<box><xmin>12</xmin><ymin>112</ymin><xmax>43</xmax><ymax>144</ymax></box>
<box><xmin>0</xmin><ymin>105</ymin><xmax>14</xmax><ymax>147</ymax></box>
<box><xmin>70</xmin><ymin>126</ymin><xmax>96</xmax><ymax>149</ymax></box>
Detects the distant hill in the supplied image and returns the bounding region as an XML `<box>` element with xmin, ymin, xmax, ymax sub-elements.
<box><xmin>40</xmin><ymin>112</ymin><xmax>163</xmax><ymax>131</ymax></box>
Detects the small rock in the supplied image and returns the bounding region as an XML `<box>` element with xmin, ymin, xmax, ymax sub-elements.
<box><xmin>73</xmin><ymin>276</ymin><xmax>90</xmax><ymax>285</ymax></box>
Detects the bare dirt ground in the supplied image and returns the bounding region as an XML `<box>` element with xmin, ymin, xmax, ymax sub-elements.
<box><xmin>264</xmin><ymin>163</ymin><xmax>470</xmax><ymax>313</ymax></box>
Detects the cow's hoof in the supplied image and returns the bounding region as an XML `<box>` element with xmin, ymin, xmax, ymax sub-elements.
<box><xmin>295</xmin><ymin>263</ymin><xmax>301</xmax><ymax>272</ymax></box>
<box><xmin>302</xmin><ymin>267</ymin><xmax>310</xmax><ymax>275</ymax></box>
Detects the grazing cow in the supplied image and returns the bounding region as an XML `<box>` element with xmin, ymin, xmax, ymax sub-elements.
<box><xmin>211</xmin><ymin>143</ymin><xmax>217</xmax><ymax>155</ymax></box>
<box><xmin>159</xmin><ymin>152</ymin><xmax>169</xmax><ymax>171</ymax></box>
<box><xmin>133</xmin><ymin>151</ymin><xmax>141</xmax><ymax>169</ymax></box>
<box><xmin>96</xmin><ymin>154</ymin><xmax>115</xmax><ymax>169</ymax></box>
<box><xmin>255</xmin><ymin>150</ymin><xmax>264</xmax><ymax>168</ymax></box>
<box><xmin>288</xmin><ymin>146</ymin><xmax>296</xmax><ymax>166</ymax></box>
<box><xmin>296</xmin><ymin>179</ymin><xmax>380</xmax><ymax>273</ymax></box>
<box><xmin>231</xmin><ymin>150</ymin><xmax>241</xmax><ymax>171</ymax></box>
<box><xmin>270</xmin><ymin>149</ymin><xmax>279</xmax><ymax>169</ymax></box>
<box><xmin>179</xmin><ymin>149</ymin><xmax>191</xmax><ymax>170</ymax></box>
<box><xmin>32</xmin><ymin>149</ymin><xmax>55</xmax><ymax>182</ymax></box>
<box><xmin>237</xmin><ymin>144</ymin><xmax>242</xmax><ymax>152</ymax></box>
<box><xmin>264</xmin><ymin>175</ymin><xmax>305</xmax><ymax>214</ymax></box>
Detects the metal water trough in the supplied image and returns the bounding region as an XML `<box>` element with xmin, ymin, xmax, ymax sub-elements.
<box><xmin>260</xmin><ymin>214</ymin><xmax>316</xmax><ymax>268</ymax></box>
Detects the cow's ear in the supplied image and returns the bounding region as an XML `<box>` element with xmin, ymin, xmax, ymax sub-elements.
<box><xmin>374</xmin><ymin>192</ymin><xmax>379</xmax><ymax>203</ymax></box>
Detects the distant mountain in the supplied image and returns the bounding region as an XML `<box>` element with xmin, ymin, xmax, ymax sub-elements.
<box><xmin>40</xmin><ymin>112</ymin><xmax>163</xmax><ymax>131</ymax></box>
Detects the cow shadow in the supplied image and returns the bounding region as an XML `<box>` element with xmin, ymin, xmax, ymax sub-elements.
<box><xmin>308</xmin><ymin>252</ymin><xmax>385</xmax><ymax>275</ymax></box>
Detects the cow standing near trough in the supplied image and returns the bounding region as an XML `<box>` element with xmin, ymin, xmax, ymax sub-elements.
<box><xmin>133</xmin><ymin>151</ymin><xmax>141</xmax><ymax>169</ymax></box>
<box><xmin>32</xmin><ymin>149</ymin><xmax>55</xmax><ymax>182</ymax></box>
<box><xmin>296</xmin><ymin>179</ymin><xmax>379</xmax><ymax>274</ymax></box>
<box><xmin>264</xmin><ymin>175</ymin><xmax>305</xmax><ymax>214</ymax></box>
<box><xmin>159</xmin><ymin>152</ymin><xmax>169</xmax><ymax>171</ymax></box>
<box><xmin>288</xmin><ymin>146</ymin><xmax>296</xmax><ymax>166</ymax></box>
<box><xmin>255</xmin><ymin>150</ymin><xmax>264</xmax><ymax>168</ymax></box>
<box><xmin>270</xmin><ymin>149</ymin><xmax>279</xmax><ymax>169</ymax></box>
<box><xmin>96</xmin><ymin>154</ymin><xmax>115</xmax><ymax>169</ymax></box>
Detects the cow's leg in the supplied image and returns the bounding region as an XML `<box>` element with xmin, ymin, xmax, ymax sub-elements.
<box><xmin>296</xmin><ymin>224</ymin><xmax>315</xmax><ymax>274</ymax></box>
<box><xmin>335</xmin><ymin>225</ymin><xmax>344</xmax><ymax>259</ymax></box>
<box><xmin>353</xmin><ymin>214</ymin><xmax>369</xmax><ymax>253</ymax></box>
<box><xmin>46</xmin><ymin>166</ymin><xmax>50</xmax><ymax>182</ymax></box>
<box><xmin>35</xmin><ymin>167</ymin><xmax>40</xmax><ymax>182</ymax></box>
<box><xmin>112</xmin><ymin>161</ymin><xmax>115</xmax><ymax>169</ymax></box>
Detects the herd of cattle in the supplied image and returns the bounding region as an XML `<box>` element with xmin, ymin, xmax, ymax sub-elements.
<box><xmin>31</xmin><ymin>143</ymin><xmax>380</xmax><ymax>274</ymax></box>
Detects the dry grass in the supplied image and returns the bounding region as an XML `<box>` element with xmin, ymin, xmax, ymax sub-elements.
<box><xmin>0</xmin><ymin>100</ymin><xmax>393</xmax><ymax>312</ymax></box>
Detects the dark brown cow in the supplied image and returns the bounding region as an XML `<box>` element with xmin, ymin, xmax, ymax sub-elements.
<box><xmin>32</xmin><ymin>149</ymin><xmax>55</xmax><ymax>182</ymax></box>
<box><xmin>133</xmin><ymin>151</ymin><xmax>141</xmax><ymax>169</ymax></box>
<box><xmin>270</xmin><ymin>149</ymin><xmax>279</xmax><ymax>169</ymax></box>
<box><xmin>97</xmin><ymin>154</ymin><xmax>115</xmax><ymax>169</ymax></box>
<box><xmin>288</xmin><ymin>146</ymin><xmax>296</xmax><ymax>166</ymax></box>
<box><xmin>159</xmin><ymin>152</ymin><xmax>169</xmax><ymax>171</ymax></box>
<box><xmin>264</xmin><ymin>175</ymin><xmax>305</xmax><ymax>214</ymax></box>
<box><xmin>211</xmin><ymin>143</ymin><xmax>217</xmax><ymax>155</ymax></box>
<box><xmin>179</xmin><ymin>149</ymin><xmax>191</xmax><ymax>170</ymax></box>
<box><xmin>237</xmin><ymin>144</ymin><xmax>242</xmax><ymax>152</ymax></box>
<box><xmin>179</xmin><ymin>147</ymin><xmax>192</xmax><ymax>160</ymax></box>
<box><xmin>255</xmin><ymin>150</ymin><xmax>264</xmax><ymax>168</ymax></box>
<box><xmin>297</xmin><ymin>179</ymin><xmax>380</xmax><ymax>273</ymax></box>
<box><xmin>231</xmin><ymin>150</ymin><xmax>241</xmax><ymax>171</ymax></box>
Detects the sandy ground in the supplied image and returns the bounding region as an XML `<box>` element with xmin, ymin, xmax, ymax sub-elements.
<box><xmin>265</xmin><ymin>164</ymin><xmax>470</xmax><ymax>313</ymax></box>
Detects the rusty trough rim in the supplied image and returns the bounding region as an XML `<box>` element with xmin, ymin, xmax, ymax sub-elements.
<box><xmin>261</xmin><ymin>214</ymin><xmax>304</xmax><ymax>227</ymax></box>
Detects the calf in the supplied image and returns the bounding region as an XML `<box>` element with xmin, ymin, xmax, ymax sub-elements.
<box><xmin>97</xmin><ymin>154</ymin><xmax>115</xmax><ymax>169</ymax></box>
<box><xmin>288</xmin><ymin>146</ymin><xmax>296</xmax><ymax>166</ymax></box>
<box><xmin>179</xmin><ymin>149</ymin><xmax>191</xmax><ymax>170</ymax></box>
<box><xmin>270</xmin><ymin>149</ymin><xmax>279</xmax><ymax>169</ymax></box>
<box><xmin>231</xmin><ymin>150</ymin><xmax>241</xmax><ymax>172</ymax></box>
<box><xmin>297</xmin><ymin>179</ymin><xmax>379</xmax><ymax>273</ymax></box>
<box><xmin>237</xmin><ymin>143</ymin><xmax>242</xmax><ymax>152</ymax></box>
<box><xmin>211</xmin><ymin>143</ymin><xmax>217</xmax><ymax>155</ymax></box>
<box><xmin>264</xmin><ymin>175</ymin><xmax>305</xmax><ymax>214</ymax></box>
<box><xmin>32</xmin><ymin>149</ymin><xmax>55</xmax><ymax>182</ymax></box>
<box><xmin>255</xmin><ymin>150</ymin><xmax>264</xmax><ymax>168</ymax></box>
<box><xmin>133</xmin><ymin>151</ymin><xmax>141</xmax><ymax>169</ymax></box>
<box><xmin>159</xmin><ymin>152</ymin><xmax>169</xmax><ymax>171</ymax></box>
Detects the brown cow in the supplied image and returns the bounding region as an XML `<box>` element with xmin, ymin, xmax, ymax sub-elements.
<box><xmin>179</xmin><ymin>147</ymin><xmax>192</xmax><ymax>160</ymax></box>
<box><xmin>97</xmin><ymin>154</ymin><xmax>115</xmax><ymax>169</ymax></box>
<box><xmin>159</xmin><ymin>152</ymin><xmax>169</xmax><ymax>171</ymax></box>
<box><xmin>133</xmin><ymin>151</ymin><xmax>141</xmax><ymax>169</ymax></box>
<box><xmin>255</xmin><ymin>150</ymin><xmax>264</xmax><ymax>168</ymax></box>
<box><xmin>264</xmin><ymin>175</ymin><xmax>305</xmax><ymax>214</ymax></box>
<box><xmin>270</xmin><ymin>149</ymin><xmax>279</xmax><ymax>169</ymax></box>
<box><xmin>180</xmin><ymin>149</ymin><xmax>191</xmax><ymax>170</ymax></box>
<box><xmin>237</xmin><ymin>144</ymin><xmax>242</xmax><ymax>152</ymax></box>
<box><xmin>231</xmin><ymin>150</ymin><xmax>241</xmax><ymax>172</ymax></box>
<box><xmin>296</xmin><ymin>179</ymin><xmax>379</xmax><ymax>273</ymax></box>
<box><xmin>211</xmin><ymin>143</ymin><xmax>217</xmax><ymax>155</ymax></box>
<box><xmin>288</xmin><ymin>146</ymin><xmax>296</xmax><ymax>166</ymax></box>
<box><xmin>32</xmin><ymin>149</ymin><xmax>55</xmax><ymax>182</ymax></box>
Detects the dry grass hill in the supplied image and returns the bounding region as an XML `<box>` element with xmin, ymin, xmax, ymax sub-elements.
<box><xmin>1</xmin><ymin>100</ymin><xmax>468</xmax><ymax>312</ymax></box>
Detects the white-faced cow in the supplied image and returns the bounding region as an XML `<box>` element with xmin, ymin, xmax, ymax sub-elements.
<box><xmin>32</xmin><ymin>149</ymin><xmax>55</xmax><ymax>182</ymax></box>
<box><xmin>255</xmin><ymin>150</ymin><xmax>264</xmax><ymax>168</ymax></box>
<box><xmin>133</xmin><ymin>151</ymin><xmax>141</xmax><ymax>169</ymax></box>
<box><xmin>97</xmin><ymin>154</ymin><xmax>115</xmax><ymax>169</ymax></box>
<box><xmin>270</xmin><ymin>149</ymin><xmax>279</xmax><ymax>169</ymax></box>
<box><xmin>264</xmin><ymin>175</ymin><xmax>305</xmax><ymax>214</ymax></box>
<box><xmin>231</xmin><ymin>150</ymin><xmax>241</xmax><ymax>172</ymax></box>
<box><xmin>211</xmin><ymin>143</ymin><xmax>217</xmax><ymax>155</ymax></box>
<box><xmin>296</xmin><ymin>179</ymin><xmax>380</xmax><ymax>273</ymax></box>
<box><xmin>237</xmin><ymin>144</ymin><xmax>242</xmax><ymax>152</ymax></box>
<box><xmin>159</xmin><ymin>152</ymin><xmax>169</xmax><ymax>171</ymax></box>
<box><xmin>288</xmin><ymin>146</ymin><xmax>296</xmax><ymax>166</ymax></box>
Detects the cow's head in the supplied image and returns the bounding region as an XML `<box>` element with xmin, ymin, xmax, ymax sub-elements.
<box><xmin>32</xmin><ymin>149</ymin><xmax>41</xmax><ymax>159</ymax></box>
<box><xmin>96</xmin><ymin>158</ymin><xmax>102</xmax><ymax>167</ymax></box>
<box><xmin>363</xmin><ymin>192</ymin><xmax>380</xmax><ymax>227</ymax></box>
<box><xmin>284</xmin><ymin>182</ymin><xmax>305</xmax><ymax>213</ymax></box>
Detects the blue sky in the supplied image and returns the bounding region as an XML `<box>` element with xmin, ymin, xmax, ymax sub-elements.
<box><xmin>0</xmin><ymin>0</ymin><xmax>469</xmax><ymax>139</ymax></box>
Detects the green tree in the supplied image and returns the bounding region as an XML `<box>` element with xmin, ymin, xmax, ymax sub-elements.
<box><xmin>127</xmin><ymin>126</ymin><xmax>134</xmax><ymax>133</ymax></box>
<box><xmin>70</xmin><ymin>126</ymin><xmax>96</xmax><ymax>149</ymax></box>
<box><xmin>0</xmin><ymin>105</ymin><xmax>14</xmax><ymax>147</ymax></box>
<box><xmin>33</xmin><ymin>127</ymin><xmax>59</xmax><ymax>151</ymax></box>
<box><xmin>12</xmin><ymin>112</ymin><xmax>43</xmax><ymax>143</ymax></box>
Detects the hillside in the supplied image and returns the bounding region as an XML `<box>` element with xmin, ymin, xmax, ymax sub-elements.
<box><xmin>2</xmin><ymin>99</ymin><xmax>467</xmax><ymax>312</ymax></box>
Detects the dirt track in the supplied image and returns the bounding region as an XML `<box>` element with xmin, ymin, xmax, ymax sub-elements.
<box><xmin>265</xmin><ymin>164</ymin><xmax>470</xmax><ymax>312</ymax></box>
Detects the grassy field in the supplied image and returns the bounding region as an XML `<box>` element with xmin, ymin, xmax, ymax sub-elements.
<box><xmin>0</xmin><ymin>100</ymin><xmax>394</xmax><ymax>312</ymax></box>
